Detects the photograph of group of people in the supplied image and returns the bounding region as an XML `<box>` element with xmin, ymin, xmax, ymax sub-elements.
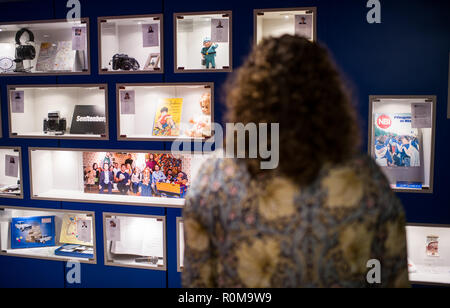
<box><xmin>374</xmin><ymin>133</ymin><xmax>421</xmax><ymax>167</ymax></box>
<box><xmin>83</xmin><ymin>152</ymin><xmax>190</xmax><ymax>198</ymax></box>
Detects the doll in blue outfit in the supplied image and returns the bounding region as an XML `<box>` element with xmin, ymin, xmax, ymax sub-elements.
<box><xmin>201</xmin><ymin>37</ymin><xmax>218</xmax><ymax>69</ymax></box>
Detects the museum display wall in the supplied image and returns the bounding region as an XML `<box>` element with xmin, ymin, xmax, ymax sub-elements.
<box><xmin>0</xmin><ymin>0</ymin><xmax>449</xmax><ymax>288</ymax></box>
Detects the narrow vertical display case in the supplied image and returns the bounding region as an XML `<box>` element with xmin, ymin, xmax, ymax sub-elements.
<box><xmin>176</xmin><ymin>217</ymin><xmax>184</xmax><ymax>272</ymax></box>
<box><xmin>98</xmin><ymin>14</ymin><xmax>163</xmax><ymax>74</ymax></box>
<box><xmin>0</xmin><ymin>206</ymin><xmax>96</xmax><ymax>263</ymax></box>
<box><xmin>0</xmin><ymin>147</ymin><xmax>22</xmax><ymax>199</ymax></box>
<box><xmin>368</xmin><ymin>96</ymin><xmax>436</xmax><ymax>192</ymax></box>
<box><xmin>174</xmin><ymin>11</ymin><xmax>232</xmax><ymax>72</ymax></box>
<box><xmin>8</xmin><ymin>84</ymin><xmax>108</xmax><ymax>139</ymax></box>
<box><xmin>117</xmin><ymin>83</ymin><xmax>213</xmax><ymax>141</ymax></box>
<box><xmin>0</xmin><ymin>18</ymin><xmax>90</xmax><ymax>75</ymax></box>
<box><xmin>103</xmin><ymin>213</ymin><xmax>166</xmax><ymax>270</ymax></box>
<box><xmin>254</xmin><ymin>7</ymin><xmax>317</xmax><ymax>44</ymax></box>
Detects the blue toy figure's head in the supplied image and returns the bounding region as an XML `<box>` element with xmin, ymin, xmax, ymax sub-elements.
<box><xmin>203</xmin><ymin>37</ymin><xmax>213</xmax><ymax>47</ymax></box>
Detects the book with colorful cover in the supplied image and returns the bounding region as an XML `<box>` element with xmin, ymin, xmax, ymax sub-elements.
<box><xmin>152</xmin><ymin>98</ymin><xmax>183</xmax><ymax>137</ymax></box>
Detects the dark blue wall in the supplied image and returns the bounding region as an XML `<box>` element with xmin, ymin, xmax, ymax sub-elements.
<box><xmin>0</xmin><ymin>0</ymin><xmax>449</xmax><ymax>288</ymax></box>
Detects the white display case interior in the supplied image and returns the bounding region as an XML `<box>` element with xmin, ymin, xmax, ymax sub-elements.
<box><xmin>255</xmin><ymin>7</ymin><xmax>316</xmax><ymax>44</ymax></box>
<box><xmin>176</xmin><ymin>217</ymin><xmax>184</xmax><ymax>272</ymax></box>
<box><xmin>99</xmin><ymin>15</ymin><xmax>163</xmax><ymax>73</ymax></box>
<box><xmin>407</xmin><ymin>224</ymin><xmax>450</xmax><ymax>286</ymax></box>
<box><xmin>104</xmin><ymin>213</ymin><xmax>166</xmax><ymax>270</ymax></box>
<box><xmin>0</xmin><ymin>147</ymin><xmax>22</xmax><ymax>198</ymax></box>
<box><xmin>0</xmin><ymin>206</ymin><xmax>96</xmax><ymax>263</ymax></box>
<box><xmin>118</xmin><ymin>83</ymin><xmax>213</xmax><ymax>141</ymax></box>
<box><xmin>30</xmin><ymin>148</ymin><xmax>207</xmax><ymax>207</ymax></box>
<box><xmin>8</xmin><ymin>85</ymin><xmax>108</xmax><ymax>139</ymax></box>
<box><xmin>0</xmin><ymin>19</ymin><xmax>89</xmax><ymax>75</ymax></box>
<box><xmin>175</xmin><ymin>11</ymin><xmax>232</xmax><ymax>72</ymax></box>
<box><xmin>369</xmin><ymin>96</ymin><xmax>436</xmax><ymax>193</ymax></box>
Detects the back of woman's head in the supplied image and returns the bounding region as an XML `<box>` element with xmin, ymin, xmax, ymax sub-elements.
<box><xmin>226</xmin><ymin>35</ymin><xmax>360</xmax><ymax>185</ymax></box>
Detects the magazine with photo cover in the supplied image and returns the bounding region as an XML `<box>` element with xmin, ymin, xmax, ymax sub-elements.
<box><xmin>152</xmin><ymin>98</ymin><xmax>183</xmax><ymax>137</ymax></box>
<box><xmin>372</xmin><ymin>112</ymin><xmax>425</xmax><ymax>188</ymax></box>
<box><xmin>426</xmin><ymin>235</ymin><xmax>439</xmax><ymax>257</ymax></box>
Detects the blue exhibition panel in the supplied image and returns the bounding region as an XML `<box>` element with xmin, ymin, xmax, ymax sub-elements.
<box><xmin>0</xmin><ymin>0</ymin><xmax>449</xmax><ymax>288</ymax></box>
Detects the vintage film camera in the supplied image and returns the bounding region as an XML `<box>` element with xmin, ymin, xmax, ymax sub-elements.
<box><xmin>110</xmin><ymin>54</ymin><xmax>140</xmax><ymax>71</ymax></box>
<box><xmin>43</xmin><ymin>111</ymin><xmax>67</xmax><ymax>135</ymax></box>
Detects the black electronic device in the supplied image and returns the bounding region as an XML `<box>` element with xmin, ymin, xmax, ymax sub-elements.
<box><xmin>110</xmin><ymin>54</ymin><xmax>140</xmax><ymax>71</ymax></box>
<box><xmin>43</xmin><ymin>111</ymin><xmax>67</xmax><ymax>135</ymax></box>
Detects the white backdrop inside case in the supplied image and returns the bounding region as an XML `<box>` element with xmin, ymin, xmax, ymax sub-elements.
<box><xmin>0</xmin><ymin>21</ymin><xmax>88</xmax><ymax>73</ymax></box>
<box><xmin>100</xmin><ymin>17</ymin><xmax>161</xmax><ymax>71</ymax></box>
<box><xmin>256</xmin><ymin>10</ymin><xmax>315</xmax><ymax>44</ymax></box>
<box><xmin>407</xmin><ymin>225</ymin><xmax>450</xmax><ymax>285</ymax></box>
<box><xmin>119</xmin><ymin>85</ymin><xmax>211</xmax><ymax>139</ymax></box>
<box><xmin>10</xmin><ymin>87</ymin><xmax>106</xmax><ymax>137</ymax></box>
<box><xmin>0</xmin><ymin>148</ymin><xmax>21</xmax><ymax>187</ymax></box>
<box><xmin>176</xmin><ymin>14</ymin><xmax>230</xmax><ymax>70</ymax></box>
<box><xmin>371</xmin><ymin>98</ymin><xmax>433</xmax><ymax>189</ymax></box>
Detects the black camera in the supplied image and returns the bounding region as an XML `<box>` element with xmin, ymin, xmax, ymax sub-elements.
<box><xmin>43</xmin><ymin>111</ymin><xmax>67</xmax><ymax>135</ymax></box>
<box><xmin>110</xmin><ymin>54</ymin><xmax>140</xmax><ymax>71</ymax></box>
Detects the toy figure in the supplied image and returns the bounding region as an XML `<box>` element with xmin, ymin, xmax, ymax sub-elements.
<box><xmin>154</xmin><ymin>106</ymin><xmax>176</xmax><ymax>136</ymax></box>
<box><xmin>186</xmin><ymin>93</ymin><xmax>212</xmax><ymax>138</ymax></box>
<box><xmin>201</xmin><ymin>37</ymin><xmax>218</xmax><ymax>69</ymax></box>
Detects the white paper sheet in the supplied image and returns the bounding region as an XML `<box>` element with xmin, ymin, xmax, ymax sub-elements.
<box><xmin>11</xmin><ymin>91</ymin><xmax>24</xmax><ymax>113</ymax></box>
<box><xmin>76</xmin><ymin>219</ymin><xmax>92</xmax><ymax>243</ymax></box>
<box><xmin>120</xmin><ymin>90</ymin><xmax>136</xmax><ymax>115</ymax></box>
<box><xmin>5</xmin><ymin>155</ymin><xmax>19</xmax><ymax>178</ymax></box>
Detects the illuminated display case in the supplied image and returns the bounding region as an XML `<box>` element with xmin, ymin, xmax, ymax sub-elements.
<box><xmin>0</xmin><ymin>147</ymin><xmax>22</xmax><ymax>199</ymax></box>
<box><xmin>174</xmin><ymin>11</ymin><xmax>232</xmax><ymax>72</ymax></box>
<box><xmin>0</xmin><ymin>18</ymin><xmax>90</xmax><ymax>76</ymax></box>
<box><xmin>368</xmin><ymin>96</ymin><xmax>436</xmax><ymax>193</ymax></box>
<box><xmin>99</xmin><ymin>14</ymin><xmax>163</xmax><ymax>74</ymax></box>
<box><xmin>8</xmin><ymin>84</ymin><xmax>108</xmax><ymax>140</ymax></box>
<box><xmin>176</xmin><ymin>217</ymin><xmax>184</xmax><ymax>272</ymax></box>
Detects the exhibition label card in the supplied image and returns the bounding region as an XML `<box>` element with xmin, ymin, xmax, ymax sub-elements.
<box><xmin>11</xmin><ymin>91</ymin><xmax>24</xmax><ymax>113</ymax></box>
<box><xmin>411</xmin><ymin>102</ymin><xmax>432</xmax><ymax>128</ymax></box>
<box><xmin>295</xmin><ymin>15</ymin><xmax>313</xmax><ymax>41</ymax></box>
<box><xmin>72</xmin><ymin>27</ymin><xmax>86</xmax><ymax>51</ymax></box>
<box><xmin>211</xmin><ymin>19</ymin><xmax>229</xmax><ymax>43</ymax></box>
<box><xmin>106</xmin><ymin>218</ymin><xmax>121</xmax><ymax>241</ymax></box>
<box><xmin>76</xmin><ymin>219</ymin><xmax>92</xmax><ymax>243</ymax></box>
<box><xmin>5</xmin><ymin>155</ymin><xmax>19</xmax><ymax>178</ymax></box>
<box><xmin>120</xmin><ymin>90</ymin><xmax>136</xmax><ymax>115</ymax></box>
<box><xmin>142</xmin><ymin>24</ymin><xmax>159</xmax><ymax>47</ymax></box>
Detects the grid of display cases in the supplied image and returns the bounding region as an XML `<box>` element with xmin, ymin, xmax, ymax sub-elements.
<box><xmin>254</xmin><ymin>7</ymin><xmax>317</xmax><ymax>44</ymax></box>
<box><xmin>103</xmin><ymin>213</ymin><xmax>166</xmax><ymax>271</ymax></box>
<box><xmin>29</xmin><ymin>148</ymin><xmax>207</xmax><ymax>208</ymax></box>
<box><xmin>0</xmin><ymin>147</ymin><xmax>22</xmax><ymax>199</ymax></box>
<box><xmin>174</xmin><ymin>11</ymin><xmax>232</xmax><ymax>72</ymax></box>
<box><xmin>117</xmin><ymin>83</ymin><xmax>213</xmax><ymax>141</ymax></box>
<box><xmin>0</xmin><ymin>206</ymin><xmax>96</xmax><ymax>264</ymax></box>
<box><xmin>368</xmin><ymin>96</ymin><xmax>436</xmax><ymax>193</ymax></box>
<box><xmin>7</xmin><ymin>84</ymin><xmax>108</xmax><ymax>140</ymax></box>
<box><xmin>0</xmin><ymin>18</ymin><xmax>90</xmax><ymax>75</ymax></box>
<box><xmin>98</xmin><ymin>14</ymin><xmax>163</xmax><ymax>74</ymax></box>
<box><xmin>406</xmin><ymin>224</ymin><xmax>450</xmax><ymax>286</ymax></box>
<box><xmin>176</xmin><ymin>217</ymin><xmax>184</xmax><ymax>272</ymax></box>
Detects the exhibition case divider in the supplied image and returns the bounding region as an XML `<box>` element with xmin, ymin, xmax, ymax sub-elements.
<box><xmin>447</xmin><ymin>53</ymin><xmax>450</xmax><ymax>119</ymax></box>
<box><xmin>253</xmin><ymin>7</ymin><xmax>317</xmax><ymax>45</ymax></box>
<box><xmin>0</xmin><ymin>18</ymin><xmax>90</xmax><ymax>76</ymax></box>
<box><xmin>176</xmin><ymin>216</ymin><xmax>184</xmax><ymax>273</ymax></box>
<box><xmin>174</xmin><ymin>11</ymin><xmax>233</xmax><ymax>73</ymax></box>
<box><xmin>368</xmin><ymin>95</ymin><xmax>436</xmax><ymax>193</ymax></box>
<box><xmin>406</xmin><ymin>223</ymin><xmax>450</xmax><ymax>286</ymax></box>
<box><xmin>0</xmin><ymin>205</ymin><xmax>97</xmax><ymax>264</ymax></box>
<box><xmin>116</xmin><ymin>82</ymin><xmax>214</xmax><ymax>141</ymax></box>
<box><xmin>7</xmin><ymin>84</ymin><xmax>109</xmax><ymax>140</ymax></box>
<box><xmin>98</xmin><ymin>14</ymin><xmax>164</xmax><ymax>74</ymax></box>
<box><xmin>28</xmin><ymin>147</ymin><xmax>206</xmax><ymax>208</ymax></box>
<box><xmin>0</xmin><ymin>146</ymin><xmax>23</xmax><ymax>199</ymax></box>
<box><xmin>103</xmin><ymin>212</ymin><xmax>167</xmax><ymax>271</ymax></box>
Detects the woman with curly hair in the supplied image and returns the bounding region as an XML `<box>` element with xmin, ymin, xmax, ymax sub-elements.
<box><xmin>183</xmin><ymin>35</ymin><xmax>409</xmax><ymax>288</ymax></box>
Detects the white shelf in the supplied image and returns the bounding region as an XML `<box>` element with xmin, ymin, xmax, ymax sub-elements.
<box><xmin>4</xmin><ymin>246</ymin><xmax>91</xmax><ymax>262</ymax></box>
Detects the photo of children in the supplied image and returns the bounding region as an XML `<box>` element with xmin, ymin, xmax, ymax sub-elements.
<box><xmin>83</xmin><ymin>152</ymin><xmax>191</xmax><ymax>198</ymax></box>
<box><xmin>373</xmin><ymin>113</ymin><xmax>421</xmax><ymax>168</ymax></box>
<box><xmin>152</xmin><ymin>98</ymin><xmax>183</xmax><ymax>137</ymax></box>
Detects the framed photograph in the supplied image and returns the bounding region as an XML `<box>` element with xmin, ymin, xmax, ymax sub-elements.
<box><xmin>144</xmin><ymin>53</ymin><xmax>160</xmax><ymax>70</ymax></box>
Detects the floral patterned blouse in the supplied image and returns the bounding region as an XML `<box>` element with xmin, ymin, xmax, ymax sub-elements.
<box><xmin>182</xmin><ymin>156</ymin><xmax>410</xmax><ymax>288</ymax></box>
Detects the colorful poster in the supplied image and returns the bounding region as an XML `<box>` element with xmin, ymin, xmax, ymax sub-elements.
<box><xmin>142</xmin><ymin>24</ymin><xmax>159</xmax><ymax>47</ymax></box>
<box><xmin>152</xmin><ymin>98</ymin><xmax>183</xmax><ymax>137</ymax></box>
<box><xmin>11</xmin><ymin>90</ymin><xmax>24</xmax><ymax>113</ymax></box>
<box><xmin>11</xmin><ymin>216</ymin><xmax>55</xmax><ymax>249</ymax></box>
<box><xmin>295</xmin><ymin>14</ymin><xmax>313</xmax><ymax>40</ymax></box>
<box><xmin>211</xmin><ymin>19</ymin><xmax>229</xmax><ymax>43</ymax></box>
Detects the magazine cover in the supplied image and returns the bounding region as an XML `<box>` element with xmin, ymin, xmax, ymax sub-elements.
<box><xmin>59</xmin><ymin>214</ymin><xmax>93</xmax><ymax>246</ymax></box>
<box><xmin>426</xmin><ymin>235</ymin><xmax>439</xmax><ymax>257</ymax></box>
<box><xmin>152</xmin><ymin>98</ymin><xmax>183</xmax><ymax>137</ymax></box>
<box><xmin>372</xmin><ymin>112</ymin><xmax>424</xmax><ymax>188</ymax></box>
<box><xmin>11</xmin><ymin>216</ymin><xmax>55</xmax><ymax>249</ymax></box>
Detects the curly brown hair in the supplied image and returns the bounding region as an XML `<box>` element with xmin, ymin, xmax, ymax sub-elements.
<box><xmin>225</xmin><ymin>35</ymin><xmax>360</xmax><ymax>185</ymax></box>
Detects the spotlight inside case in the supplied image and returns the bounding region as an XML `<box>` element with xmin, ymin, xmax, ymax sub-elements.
<box><xmin>43</xmin><ymin>111</ymin><xmax>67</xmax><ymax>135</ymax></box>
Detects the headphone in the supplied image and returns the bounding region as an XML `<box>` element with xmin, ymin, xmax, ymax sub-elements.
<box><xmin>15</xmin><ymin>28</ymin><xmax>36</xmax><ymax>61</ymax></box>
